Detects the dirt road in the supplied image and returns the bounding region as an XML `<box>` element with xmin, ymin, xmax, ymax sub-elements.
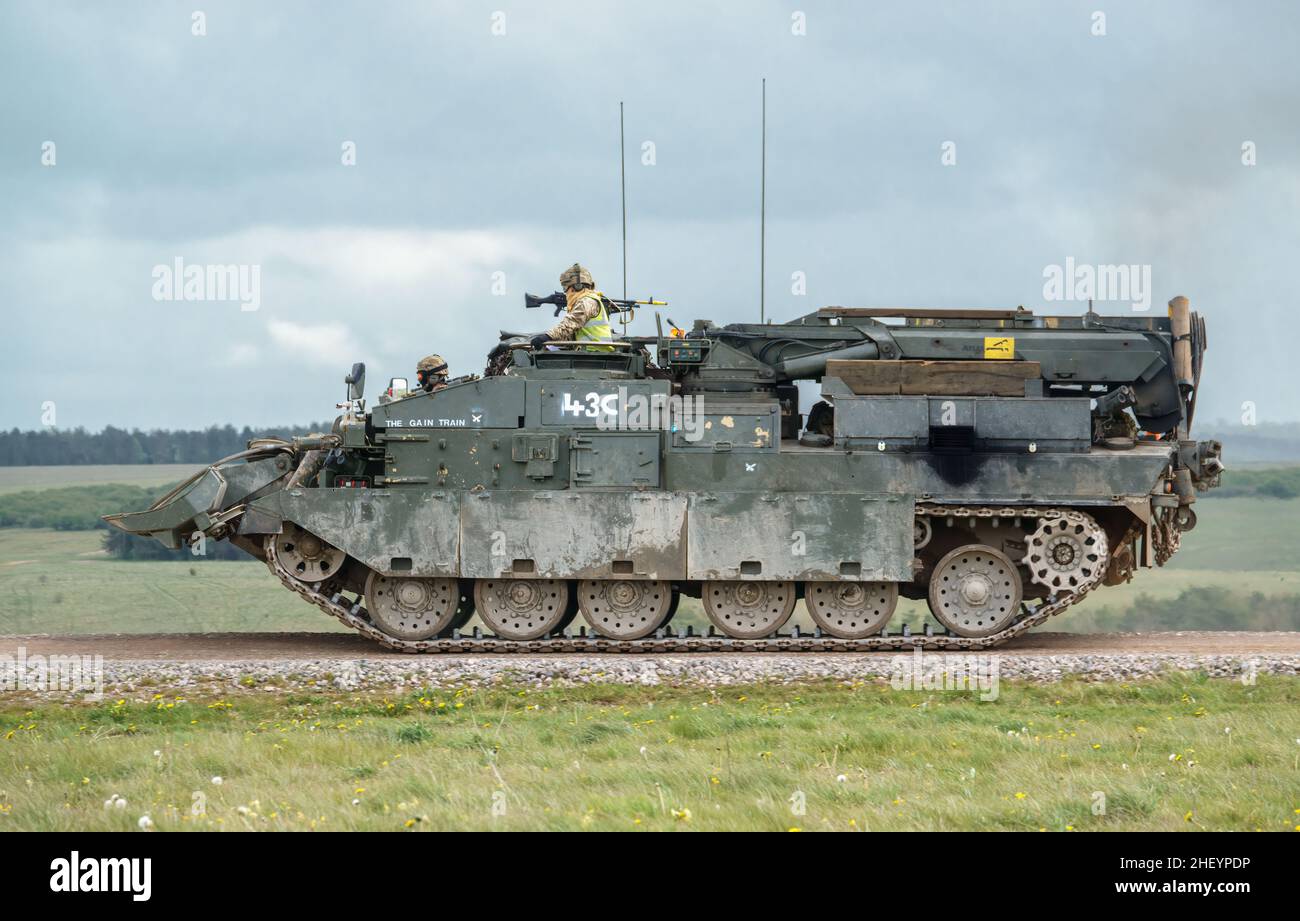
<box><xmin>2</xmin><ymin>630</ymin><xmax>1297</xmax><ymax>661</ymax></box>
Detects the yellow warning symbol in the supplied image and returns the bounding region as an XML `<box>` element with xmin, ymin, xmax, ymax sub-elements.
<box><xmin>983</xmin><ymin>336</ymin><xmax>1015</xmax><ymax>359</ymax></box>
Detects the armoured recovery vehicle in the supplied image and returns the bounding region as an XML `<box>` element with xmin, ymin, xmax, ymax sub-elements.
<box><xmin>106</xmin><ymin>296</ymin><xmax>1223</xmax><ymax>651</ymax></box>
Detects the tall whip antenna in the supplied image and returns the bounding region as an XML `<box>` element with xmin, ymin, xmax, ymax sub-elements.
<box><xmin>620</xmin><ymin>101</ymin><xmax>628</xmax><ymax>334</ymax></box>
<box><xmin>760</xmin><ymin>78</ymin><xmax>766</xmax><ymax>324</ymax></box>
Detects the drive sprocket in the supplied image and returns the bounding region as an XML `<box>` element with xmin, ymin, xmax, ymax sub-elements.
<box><xmin>1022</xmin><ymin>510</ymin><xmax>1109</xmax><ymax>595</ymax></box>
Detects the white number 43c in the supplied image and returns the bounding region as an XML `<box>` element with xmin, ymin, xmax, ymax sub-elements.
<box><xmin>562</xmin><ymin>391</ymin><xmax>618</xmax><ymax>418</ymax></box>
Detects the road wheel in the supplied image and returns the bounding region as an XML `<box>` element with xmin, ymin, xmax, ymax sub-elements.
<box><xmin>577</xmin><ymin>579</ymin><xmax>673</xmax><ymax>640</ymax></box>
<box><xmin>805</xmin><ymin>580</ymin><xmax>898</xmax><ymax>638</ymax></box>
<box><xmin>927</xmin><ymin>545</ymin><xmax>1022</xmax><ymax>638</ymax></box>
<box><xmin>702</xmin><ymin>580</ymin><xmax>796</xmax><ymax>639</ymax></box>
<box><xmin>474</xmin><ymin>579</ymin><xmax>570</xmax><ymax>641</ymax></box>
<box><xmin>365</xmin><ymin>572</ymin><xmax>459</xmax><ymax>641</ymax></box>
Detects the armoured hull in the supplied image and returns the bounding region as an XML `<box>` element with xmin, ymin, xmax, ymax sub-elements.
<box><xmin>106</xmin><ymin>300</ymin><xmax>1224</xmax><ymax>650</ymax></box>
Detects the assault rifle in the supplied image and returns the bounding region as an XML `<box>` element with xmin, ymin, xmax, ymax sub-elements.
<box><xmin>524</xmin><ymin>291</ymin><xmax>667</xmax><ymax>317</ymax></box>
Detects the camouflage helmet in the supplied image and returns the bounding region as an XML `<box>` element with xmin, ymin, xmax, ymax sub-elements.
<box><xmin>559</xmin><ymin>263</ymin><xmax>594</xmax><ymax>290</ymax></box>
<box><xmin>416</xmin><ymin>354</ymin><xmax>448</xmax><ymax>376</ymax></box>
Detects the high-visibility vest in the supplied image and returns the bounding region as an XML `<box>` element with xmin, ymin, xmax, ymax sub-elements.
<box><xmin>575</xmin><ymin>295</ymin><xmax>615</xmax><ymax>352</ymax></box>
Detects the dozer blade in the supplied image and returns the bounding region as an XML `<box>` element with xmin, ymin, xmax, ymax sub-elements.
<box><xmin>102</xmin><ymin>443</ymin><xmax>296</xmax><ymax>549</ymax></box>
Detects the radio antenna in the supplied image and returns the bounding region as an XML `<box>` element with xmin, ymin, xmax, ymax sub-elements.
<box><xmin>620</xmin><ymin>101</ymin><xmax>628</xmax><ymax>334</ymax></box>
<box><xmin>760</xmin><ymin>78</ymin><xmax>766</xmax><ymax>324</ymax></box>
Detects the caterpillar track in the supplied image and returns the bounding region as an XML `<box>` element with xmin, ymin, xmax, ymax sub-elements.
<box><xmin>106</xmin><ymin>299</ymin><xmax>1222</xmax><ymax>650</ymax></box>
<box><xmin>264</xmin><ymin>505</ymin><xmax>1111</xmax><ymax>654</ymax></box>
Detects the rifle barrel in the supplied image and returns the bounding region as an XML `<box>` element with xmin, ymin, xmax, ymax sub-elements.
<box><xmin>523</xmin><ymin>291</ymin><xmax>666</xmax><ymax>312</ymax></box>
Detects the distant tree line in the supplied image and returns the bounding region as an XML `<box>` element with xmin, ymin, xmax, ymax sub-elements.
<box><xmin>1205</xmin><ymin>466</ymin><xmax>1300</xmax><ymax>500</ymax></box>
<box><xmin>1198</xmin><ymin>422</ymin><xmax>1300</xmax><ymax>466</ymax></box>
<box><xmin>0</xmin><ymin>485</ymin><xmax>251</xmax><ymax>560</ymax></box>
<box><xmin>1066</xmin><ymin>585</ymin><xmax>1300</xmax><ymax>632</ymax></box>
<box><xmin>0</xmin><ymin>423</ymin><xmax>326</xmax><ymax>466</ymax></box>
<box><xmin>0</xmin><ymin>485</ymin><xmax>162</xmax><ymax>529</ymax></box>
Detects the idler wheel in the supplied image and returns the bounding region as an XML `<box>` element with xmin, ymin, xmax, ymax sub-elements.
<box><xmin>276</xmin><ymin>524</ymin><xmax>344</xmax><ymax>583</ymax></box>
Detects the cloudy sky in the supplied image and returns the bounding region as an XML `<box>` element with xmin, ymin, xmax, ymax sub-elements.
<box><xmin>3</xmin><ymin>0</ymin><xmax>1297</xmax><ymax>431</ymax></box>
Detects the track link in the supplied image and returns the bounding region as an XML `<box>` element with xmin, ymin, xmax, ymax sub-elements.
<box><xmin>265</xmin><ymin>505</ymin><xmax>1106</xmax><ymax>653</ymax></box>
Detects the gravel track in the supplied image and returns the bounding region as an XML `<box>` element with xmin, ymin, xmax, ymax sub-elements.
<box><xmin>1</xmin><ymin>632</ymin><xmax>1297</xmax><ymax>696</ymax></box>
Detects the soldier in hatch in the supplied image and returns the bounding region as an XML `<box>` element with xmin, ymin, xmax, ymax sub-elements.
<box><xmin>529</xmin><ymin>263</ymin><xmax>614</xmax><ymax>352</ymax></box>
<box><xmin>416</xmin><ymin>354</ymin><xmax>449</xmax><ymax>393</ymax></box>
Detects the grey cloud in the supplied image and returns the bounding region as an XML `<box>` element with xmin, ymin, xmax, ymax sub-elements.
<box><xmin>2</xmin><ymin>0</ymin><xmax>1297</xmax><ymax>429</ymax></box>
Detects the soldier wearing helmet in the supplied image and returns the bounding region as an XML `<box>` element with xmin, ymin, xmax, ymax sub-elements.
<box><xmin>530</xmin><ymin>263</ymin><xmax>614</xmax><ymax>352</ymax></box>
<box><xmin>415</xmin><ymin>354</ymin><xmax>450</xmax><ymax>393</ymax></box>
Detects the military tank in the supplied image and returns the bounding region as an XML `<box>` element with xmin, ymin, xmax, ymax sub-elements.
<box><xmin>105</xmin><ymin>296</ymin><xmax>1223</xmax><ymax>651</ymax></box>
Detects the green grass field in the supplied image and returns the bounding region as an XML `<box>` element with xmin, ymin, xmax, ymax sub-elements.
<box><xmin>0</xmin><ymin>530</ymin><xmax>347</xmax><ymax>635</ymax></box>
<box><xmin>1</xmin><ymin>677</ymin><xmax>1295</xmax><ymax>831</ymax></box>
<box><xmin>1</xmin><ymin>468</ymin><xmax>1297</xmax><ymax>834</ymax></box>
<box><xmin>0</xmin><ymin>492</ymin><xmax>1297</xmax><ymax>635</ymax></box>
<box><xmin>0</xmin><ymin>465</ymin><xmax>200</xmax><ymax>496</ymax></box>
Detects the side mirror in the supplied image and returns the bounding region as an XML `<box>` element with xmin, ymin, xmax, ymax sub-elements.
<box><xmin>388</xmin><ymin>377</ymin><xmax>409</xmax><ymax>396</ymax></box>
<box><xmin>345</xmin><ymin>362</ymin><xmax>366</xmax><ymax>402</ymax></box>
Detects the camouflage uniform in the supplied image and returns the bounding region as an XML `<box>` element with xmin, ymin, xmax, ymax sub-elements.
<box><xmin>545</xmin><ymin>264</ymin><xmax>613</xmax><ymax>349</ymax></box>
<box><xmin>546</xmin><ymin>292</ymin><xmax>606</xmax><ymax>341</ymax></box>
<box><xmin>416</xmin><ymin>354</ymin><xmax>449</xmax><ymax>392</ymax></box>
